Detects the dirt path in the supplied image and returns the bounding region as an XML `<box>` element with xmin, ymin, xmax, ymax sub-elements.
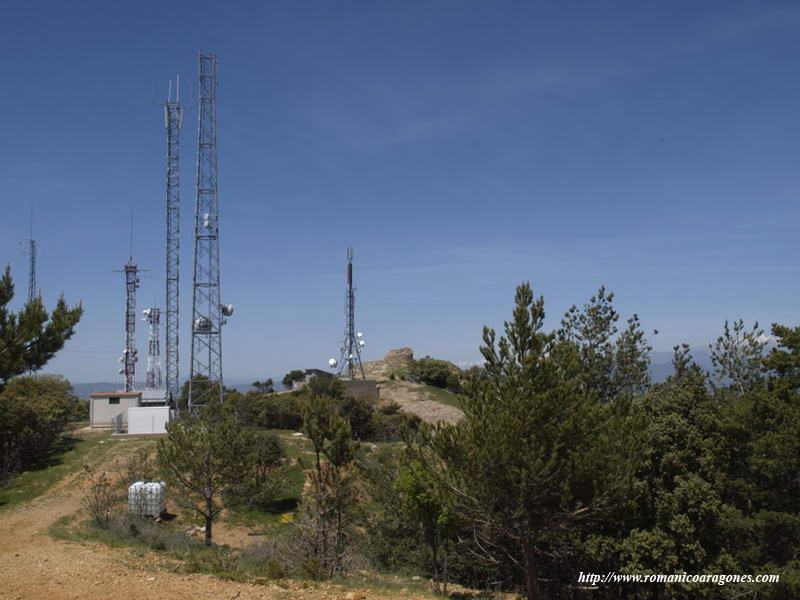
<box><xmin>377</xmin><ymin>382</ymin><xmax>464</xmax><ymax>425</ymax></box>
<box><xmin>0</xmin><ymin>433</ymin><xmax>417</xmax><ymax>600</ymax></box>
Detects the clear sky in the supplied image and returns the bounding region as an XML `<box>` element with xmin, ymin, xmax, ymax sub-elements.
<box><xmin>1</xmin><ymin>1</ymin><xmax>798</xmax><ymax>383</ymax></box>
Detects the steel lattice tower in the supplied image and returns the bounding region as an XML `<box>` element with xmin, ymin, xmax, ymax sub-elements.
<box><xmin>189</xmin><ymin>52</ymin><xmax>228</xmax><ymax>409</ymax></box>
<box><xmin>337</xmin><ymin>248</ymin><xmax>365</xmax><ymax>379</ymax></box>
<box><xmin>19</xmin><ymin>206</ymin><xmax>39</xmax><ymax>303</ymax></box>
<box><xmin>163</xmin><ymin>78</ymin><xmax>184</xmax><ymax>408</ymax></box>
<box><xmin>21</xmin><ymin>239</ymin><xmax>38</xmax><ymax>303</ymax></box>
<box><xmin>143</xmin><ymin>308</ymin><xmax>163</xmax><ymax>390</ymax></box>
<box><xmin>119</xmin><ymin>259</ymin><xmax>140</xmax><ymax>392</ymax></box>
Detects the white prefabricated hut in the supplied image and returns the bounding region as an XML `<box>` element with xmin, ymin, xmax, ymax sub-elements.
<box><xmin>90</xmin><ymin>389</ymin><xmax>170</xmax><ymax>433</ymax></box>
<box><xmin>89</xmin><ymin>391</ymin><xmax>141</xmax><ymax>428</ymax></box>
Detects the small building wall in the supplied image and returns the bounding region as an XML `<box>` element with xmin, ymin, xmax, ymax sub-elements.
<box><xmin>341</xmin><ymin>379</ymin><xmax>380</xmax><ymax>402</ymax></box>
<box><xmin>90</xmin><ymin>392</ymin><xmax>141</xmax><ymax>428</ymax></box>
<box><xmin>128</xmin><ymin>406</ymin><xmax>170</xmax><ymax>435</ymax></box>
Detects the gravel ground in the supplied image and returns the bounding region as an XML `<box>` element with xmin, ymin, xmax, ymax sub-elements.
<box><xmin>377</xmin><ymin>381</ymin><xmax>464</xmax><ymax>425</ymax></box>
<box><xmin>0</xmin><ymin>434</ymin><xmax>430</xmax><ymax>600</ymax></box>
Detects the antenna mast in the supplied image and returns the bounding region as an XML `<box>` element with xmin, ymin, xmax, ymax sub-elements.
<box><xmin>162</xmin><ymin>75</ymin><xmax>185</xmax><ymax>408</ymax></box>
<box><xmin>19</xmin><ymin>206</ymin><xmax>39</xmax><ymax>303</ymax></box>
<box><xmin>337</xmin><ymin>248</ymin><xmax>366</xmax><ymax>379</ymax></box>
<box><xmin>118</xmin><ymin>258</ymin><xmax>141</xmax><ymax>392</ymax></box>
<box><xmin>189</xmin><ymin>51</ymin><xmax>230</xmax><ymax>410</ymax></box>
<box><xmin>143</xmin><ymin>308</ymin><xmax>163</xmax><ymax>389</ymax></box>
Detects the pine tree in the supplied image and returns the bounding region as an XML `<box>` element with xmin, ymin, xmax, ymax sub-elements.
<box><xmin>157</xmin><ymin>402</ymin><xmax>260</xmax><ymax>546</ymax></box>
<box><xmin>417</xmin><ymin>283</ymin><xmax>642</xmax><ymax>600</ymax></box>
<box><xmin>0</xmin><ymin>266</ymin><xmax>82</xmax><ymax>388</ymax></box>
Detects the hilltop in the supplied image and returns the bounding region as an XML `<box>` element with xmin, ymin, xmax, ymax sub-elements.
<box><xmin>363</xmin><ymin>348</ymin><xmax>465</xmax><ymax>424</ymax></box>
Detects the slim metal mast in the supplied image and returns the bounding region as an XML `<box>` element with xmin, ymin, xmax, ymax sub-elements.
<box><xmin>119</xmin><ymin>259</ymin><xmax>140</xmax><ymax>392</ymax></box>
<box><xmin>162</xmin><ymin>77</ymin><xmax>184</xmax><ymax>408</ymax></box>
<box><xmin>189</xmin><ymin>51</ymin><xmax>228</xmax><ymax>410</ymax></box>
<box><xmin>19</xmin><ymin>206</ymin><xmax>39</xmax><ymax>303</ymax></box>
<box><xmin>337</xmin><ymin>248</ymin><xmax>365</xmax><ymax>379</ymax></box>
<box><xmin>143</xmin><ymin>308</ymin><xmax>163</xmax><ymax>389</ymax></box>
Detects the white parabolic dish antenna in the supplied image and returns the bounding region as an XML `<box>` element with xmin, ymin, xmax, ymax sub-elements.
<box><xmin>328</xmin><ymin>358</ymin><xmax>338</xmax><ymax>368</ymax></box>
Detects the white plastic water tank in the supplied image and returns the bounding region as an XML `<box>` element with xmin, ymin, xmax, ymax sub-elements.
<box><xmin>128</xmin><ymin>481</ymin><xmax>167</xmax><ymax>517</ymax></box>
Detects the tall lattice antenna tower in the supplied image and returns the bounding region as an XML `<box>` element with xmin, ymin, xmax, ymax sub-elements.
<box><xmin>117</xmin><ymin>258</ymin><xmax>141</xmax><ymax>392</ymax></box>
<box><xmin>189</xmin><ymin>51</ymin><xmax>232</xmax><ymax>410</ymax></box>
<box><xmin>162</xmin><ymin>76</ymin><xmax>185</xmax><ymax>408</ymax></box>
<box><xmin>19</xmin><ymin>206</ymin><xmax>39</xmax><ymax>303</ymax></box>
<box><xmin>143</xmin><ymin>308</ymin><xmax>163</xmax><ymax>389</ymax></box>
<box><xmin>333</xmin><ymin>248</ymin><xmax>366</xmax><ymax>379</ymax></box>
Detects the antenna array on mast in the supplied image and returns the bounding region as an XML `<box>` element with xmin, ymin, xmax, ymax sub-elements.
<box><xmin>334</xmin><ymin>248</ymin><xmax>366</xmax><ymax>379</ymax></box>
<box><xmin>19</xmin><ymin>206</ymin><xmax>39</xmax><ymax>304</ymax></box>
<box><xmin>143</xmin><ymin>307</ymin><xmax>163</xmax><ymax>389</ymax></box>
<box><xmin>162</xmin><ymin>75</ymin><xmax>185</xmax><ymax>408</ymax></box>
<box><xmin>189</xmin><ymin>51</ymin><xmax>230</xmax><ymax>410</ymax></box>
<box><xmin>117</xmin><ymin>258</ymin><xmax>141</xmax><ymax>392</ymax></box>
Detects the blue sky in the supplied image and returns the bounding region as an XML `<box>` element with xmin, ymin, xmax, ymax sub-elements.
<box><xmin>1</xmin><ymin>1</ymin><xmax>798</xmax><ymax>383</ymax></box>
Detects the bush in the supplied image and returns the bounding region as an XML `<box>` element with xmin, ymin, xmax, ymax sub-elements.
<box><xmin>282</xmin><ymin>370</ymin><xmax>306</xmax><ymax>388</ymax></box>
<box><xmin>263</xmin><ymin>394</ymin><xmax>304</xmax><ymax>430</ymax></box>
<box><xmin>0</xmin><ymin>375</ymin><xmax>76</xmax><ymax>486</ymax></box>
<box><xmin>370</xmin><ymin>411</ymin><xmax>421</xmax><ymax>442</ymax></box>
<box><xmin>83</xmin><ymin>467</ymin><xmax>117</xmax><ymax>529</ymax></box>
<box><xmin>379</xmin><ymin>402</ymin><xmax>402</xmax><ymax>416</ymax></box>
<box><xmin>239</xmin><ymin>431</ymin><xmax>285</xmax><ymax>507</ymax></box>
<box><xmin>106</xmin><ymin>513</ymin><xmax>204</xmax><ymax>553</ymax></box>
<box><xmin>411</xmin><ymin>357</ymin><xmax>461</xmax><ymax>392</ymax></box>
<box><xmin>338</xmin><ymin>394</ymin><xmax>375</xmax><ymax>440</ymax></box>
<box><xmin>119</xmin><ymin>448</ymin><xmax>157</xmax><ymax>488</ymax></box>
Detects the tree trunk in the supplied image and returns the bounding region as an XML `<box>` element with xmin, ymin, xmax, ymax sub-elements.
<box><xmin>523</xmin><ymin>544</ymin><xmax>544</xmax><ymax>600</ymax></box>
<box><xmin>205</xmin><ymin>513</ymin><xmax>213</xmax><ymax>546</ymax></box>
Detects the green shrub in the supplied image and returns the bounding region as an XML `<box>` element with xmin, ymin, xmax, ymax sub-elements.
<box><xmin>411</xmin><ymin>357</ymin><xmax>461</xmax><ymax>392</ymax></box>
<box><xmin>0</xmin><ymin>375</ymin><xmax>76</xmax><ymax>485</ymax></box>
<box><xmin>338</xmin><ymin>394</ymin><xmax>375</xmax><ymax>440</ymax></box>
<box><xmin>282</xmin><ymin>370</ymin><xmax>306</xmax><ymax>388</ymax></box>
<box><xmin>370</xmin><ymin>412</ymin><xmax>420</xmax><ymax>442</ymax></box>
<box><xmin>379</xmin><ymin>402</ymin><xmax>402</xmax><ymax>416</ymax></box>
<box><xmin>240</xmin><ymin>432</ymin><xmax>285</xmax><ymax>507</ymax></box>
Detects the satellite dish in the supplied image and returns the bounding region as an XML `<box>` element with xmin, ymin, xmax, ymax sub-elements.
<box><xmin>118</xmin><ymin>368</ymin><xmax>124</xmax><ymax>374</ymax></box>
<box><xmin>221</xmin><ymin>304</ymin><xmax>234</xmax><ymax>316</ymax></box>
<box><xmin>142</xmin><ymin>308</ymin><xmax>151</xmax><ymax>316</ymax></box>
<box><xmin>328</xmin><ymin>358</ymin><xmax>338</xmax><ymax>368</ymax></box>
<box><xmin>356</xmin><ymin>332</ymin><xmax>363</xmax><ymax>338</ymax></box>
<box><xmin>359</xmin><ymin>340</ymin><xmax>365</xmax><ymax>347</ymax></box>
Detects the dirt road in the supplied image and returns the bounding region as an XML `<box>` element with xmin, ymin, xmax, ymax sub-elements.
<box><xmin>0</xmin><ymin>433</ymin><xmax>417</xmax><ymax>600</ymax></box>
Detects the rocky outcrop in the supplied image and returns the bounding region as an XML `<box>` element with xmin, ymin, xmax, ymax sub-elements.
<box><xmin>362</xmin><ymin>347</ymin><xmax>414</xmax><ymax>381</ymax></box>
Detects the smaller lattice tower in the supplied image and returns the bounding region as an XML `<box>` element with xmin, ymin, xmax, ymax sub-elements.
<box><xmin>161</xmin><ymin>75</ymin><xmax>185</xmax><ymax>409</ymax></box>
<box><xmin>142</xmin><ymin>308</ymin><xmax>163</xmax><ymax>390</ymax></box>
<box><xmin>19</xmin><ymin>206</ymin><xmax>39</xmax><ymax>303</ymax></box>
<box><xmin>117</xmin><ymin>259</ymin><xmax>141</xmax><ymax>392</ymax></box>
<box><xmin>333</xmin><ymin>248</ymin><xmax>366</xmax><ymax>379</ymax></box>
